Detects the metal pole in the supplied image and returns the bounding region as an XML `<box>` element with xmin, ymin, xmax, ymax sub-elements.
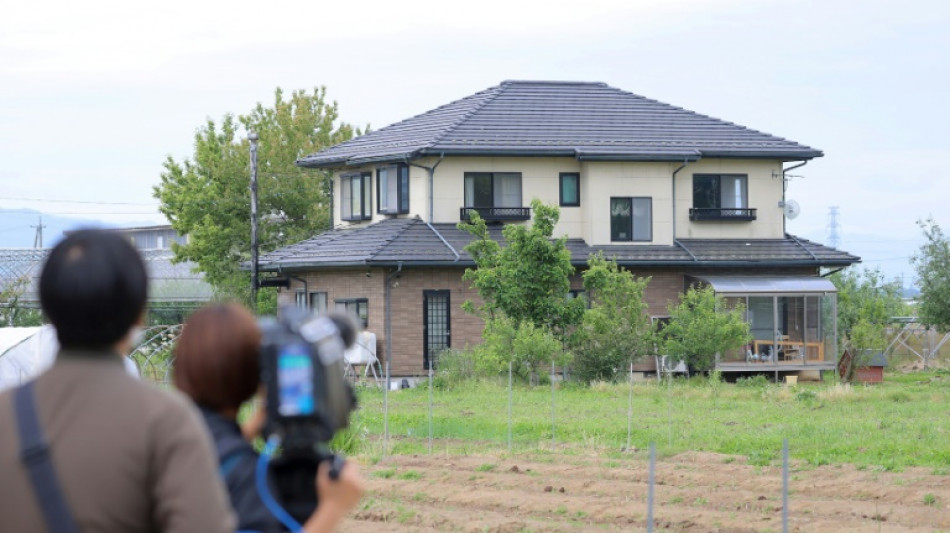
<box><xmin>248</xmin><ymin>132</ymin><xmax>259</xmax><ymax>310</ymax></box>
<box><xmin>648</xmin><ymin>442</ymin><xmax>656</xmax><ymax>533</ymax></box>
<box><xmin>782</xmin><ymin>438</ymin><xmax>789</xmax><ymax>533</ymax></box>
<box><xmin>508</xmin><ymin>360</ymin><xmax>513</xmax><ymax>453</ymax></box>
<box><xmin>428</xmin><ymin>367</ymin><xmax>433</xmax><ymax>454</ymax></box>
<box><xmin>626</xmin><ymin>361</ymin><xmax>633</xmax><ymax>451</ymax></box>
<box><xmin>551</xmin><ymin>359</ymin><xmax>556</xmax><ymax>447</ymax></box>
<box><xmin>667</xmin><ymin>368</ymin><xmax>673</xmax><ymax>449</ymax></box>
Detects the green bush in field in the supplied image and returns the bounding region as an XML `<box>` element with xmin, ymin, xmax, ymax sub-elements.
<box><xmin>479</xmin><ymin>316</ymin><xmax>566</xmax><ymax>384</ymax></box>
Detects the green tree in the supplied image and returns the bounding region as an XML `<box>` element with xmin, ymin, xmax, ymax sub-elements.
<box><xmin>154</xmin><ymin>87</ymin><xmax>360</xmax><ymax>308</ymax></box>
<box><xmin>912</xmin><ymin>218</ymin><xmax>950</xmax><ymax>331</ymax></box>
<box><xmin>0</xmin><ymin>276</ymin><xmax>44</xmax><ymax>327</ymax></box>
<box><xmin>458</xmin><ymin>199</ymin><xmax>585</xmax><ymax>339</ymax></box>
<box><xmin>571</xmin><ymin>254</ymin><xmax>653</xmax><ymax>383</ymax></box>
<box><xmin>661</xmin><ymin>286</ymin><xmax>750</xmax><ymax>372</ymax></box>
<box><xmin>829</xmin><ymin>267</ymin><xmax>905</xmax><ymax>342</ymax></box>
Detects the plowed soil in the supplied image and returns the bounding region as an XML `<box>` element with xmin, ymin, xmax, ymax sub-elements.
<box><xmin>342</xmin><ymin>451</ymin><xmax>950</xmax><ymax>532</ymax></box>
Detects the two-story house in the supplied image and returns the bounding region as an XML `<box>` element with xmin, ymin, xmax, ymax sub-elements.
<box><xmin>259</xmin><ymin>80</ymin><xmax>859</xmax><ymax>377</ymax></box>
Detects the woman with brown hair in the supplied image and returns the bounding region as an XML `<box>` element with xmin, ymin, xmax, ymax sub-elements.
<box><xmin>173</xmin><ymin>303</ymin><xmax>362</xmax><ymax>532</ymax></box>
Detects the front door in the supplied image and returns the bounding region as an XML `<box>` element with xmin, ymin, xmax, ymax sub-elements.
<box><xmin>423</xmin><ymin>290</ymin><xmax>451</xmax><ymax>370</ymax></box>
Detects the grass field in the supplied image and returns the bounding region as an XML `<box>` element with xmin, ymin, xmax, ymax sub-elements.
<box><xmin>348</xmin><ymin>370</ymin><xmax>950</xmax><ymax>471</ymax></box>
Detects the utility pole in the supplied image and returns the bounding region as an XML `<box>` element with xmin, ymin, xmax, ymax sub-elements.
<box><xmin>31</xmin><ymin>216</ymin><xmax>45</xmax><ymax>248</ymax></box>
<box><xmin>249</xmin><ymin>132</ymin><xmax>260</xmax><ymax>310</ymax></box>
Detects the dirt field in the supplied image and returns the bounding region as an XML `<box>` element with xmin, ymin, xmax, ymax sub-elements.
<box><xmin>342</xmin><ymin>450</ymin><xmax>950</xmax><ymax>532</ymax></box>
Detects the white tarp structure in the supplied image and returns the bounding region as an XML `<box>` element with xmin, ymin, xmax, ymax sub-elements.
<box><xmin>0</xmin><ymin>326</ymin><xmax>139</xmax><ymax>392</ymax></box>
<box><xmin>0</xmin><ymin>326</ymin><xmax>58</xmax><ymax>391</ymax></box>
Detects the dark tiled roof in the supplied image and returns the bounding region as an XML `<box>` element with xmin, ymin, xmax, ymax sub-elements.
<box><xmin>297</xmin><ymin>81</ymin><xmax>821</xmax><ymax>168</ymax></box>
<box><xmin>258</xmin><ymin>218</ymin><xmax>859</xmax><ymax>271</ymax></box>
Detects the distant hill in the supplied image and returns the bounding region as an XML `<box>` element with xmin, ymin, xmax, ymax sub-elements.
<box><xmin>0</xmin><ymin>208</ymin><xmax>163</xmax><ymax>248</ymax></box>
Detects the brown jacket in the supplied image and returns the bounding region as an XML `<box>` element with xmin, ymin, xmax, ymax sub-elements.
<box><xmin>0</xmin><ymin>351</ymin><xmax>236</xmax><ymax>533</ymax></box>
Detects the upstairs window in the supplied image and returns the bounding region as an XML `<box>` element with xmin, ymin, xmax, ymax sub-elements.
<box><xmin>559</xmin><ymin>173</ymin><xmax>580</xmax><ymax>207</ymax></box>
<box><xmin>610</xmin><ymin>197</ymin><xmax>652</xmax><ymax>242</ymax></box>
<box><xmin>464</xmin><ymin>172</ymin><xmax>522</xmax><ymax>208</ymax></box>
<box><xmin>377</xmin><ymin>164</ymin><xmax>409</xmax><ymax>214</ymax></box>
<box><xmin>341</xmin><ymin>172</ymin><xmax>371</xmax><ymax>221</ymax></box>
<box><xmin>690</xmin><ymin>174</ymin><xmax>755</xmax><ymax>220</ymax></box>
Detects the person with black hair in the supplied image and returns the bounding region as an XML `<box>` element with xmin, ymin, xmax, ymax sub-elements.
<box><xmin>0</xmin><ymin>229</ymin><xmax>235</xmax><ymax>532</ymax></box>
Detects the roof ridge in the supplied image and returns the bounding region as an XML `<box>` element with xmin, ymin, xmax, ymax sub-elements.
<box><xmin>422</xmin><ymin>83</ymin><xmax>508</xmax><ymax>151</ymax></box>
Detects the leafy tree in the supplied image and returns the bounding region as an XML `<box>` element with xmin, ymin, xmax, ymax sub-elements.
<box><xmin>840</xmin><ymin>317</ymin><xmax>887</xmax><ymax>381</ymax></box>
<box><xmin>829</xmin><ymin>267</ymin><xmax>905</xmax><ymax>342</ymax></box>
<box><xmin>154</xmin><ymin>87</ymin><xmax>361</xmax><ymax>308</ymax></box>
<box><xmin>571</xmin><ymin>254</ymin><xmax>653</xmax><ymax>383</ymax></box>
<box><xmin>912</xmin><ymin>218</ymin><xmax>950</xmax><ymax>331</ymax></box>
<box><xmin>0</xmin><ymin>276</ymin><xmax>44</xmax><ymax>327</ymax></box>
<box><xmin>476</xmin><ymin>316</ymin><xmax>567</xmax><ymax>384</ymax></box>
<box><xmin>661</xmin><ymin>286</ymin><xmax>750</xmax><ymax>372</ymax></box>
<box><xmin>458</xmin><ymin>199</ymin><xmax>585</xmax><ymax>339</ymax></box>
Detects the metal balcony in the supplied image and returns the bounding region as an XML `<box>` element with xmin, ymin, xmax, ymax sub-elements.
<box><xmin>459</xmin><ymin>207</ymin><xmax>531</xmax><ymax>222</ymax></box>
<box><xmin>689</xmin><ymin>208</ymin><xmax>757</xmax><ymax>221</ymax></box>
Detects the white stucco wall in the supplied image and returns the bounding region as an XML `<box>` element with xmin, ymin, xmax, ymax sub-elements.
<box><xmin>331</xmin><ymin>156</ymin><xmax>788</xmax><ymax>243</ymax></box>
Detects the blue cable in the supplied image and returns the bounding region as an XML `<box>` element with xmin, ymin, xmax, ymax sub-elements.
<box><xmin>256</xmin><ymin>435</ymin><xmax>304</xmax><ymax>533</ymax></box>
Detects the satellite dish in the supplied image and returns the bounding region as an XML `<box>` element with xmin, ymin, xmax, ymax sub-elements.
<box><xmin>784</xmin><ymin>199</ymin><xmax>801</xmax><ymax>219</ymax></box>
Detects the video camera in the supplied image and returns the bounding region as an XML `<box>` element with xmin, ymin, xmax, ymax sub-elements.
<box><xmin>258</xmin><ymin>306</ymin><xmax>358</xmax><ymax>524</ymax></box>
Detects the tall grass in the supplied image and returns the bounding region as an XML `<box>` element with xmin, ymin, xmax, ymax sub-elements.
<box><xmin>350</xmin><ymin>371</ymin><xmax>950</xmax><ymax>470</ymax></box>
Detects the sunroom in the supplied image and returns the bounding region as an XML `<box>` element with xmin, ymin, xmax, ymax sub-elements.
<box><xmin>687</xmin><ymin>275</ymin><xmax>838</xmax><ymax>373</ymax></box>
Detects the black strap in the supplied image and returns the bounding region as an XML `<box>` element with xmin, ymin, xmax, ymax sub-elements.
<box><xmin>14</xmin><ymin>381</ymin><xmax>79</xmax><ymax>533</ymax></box>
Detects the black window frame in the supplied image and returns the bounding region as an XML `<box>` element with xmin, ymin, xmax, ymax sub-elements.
<box><xmin>335</xmin><ymin>298</ymin><xmax>369</xmax><ymax>328</ymax></box>
<box><xmin>376</xmin><ymin>164</ymin><xmax>409</xmax><ymax>215</ymax></box>
<box><xmin>340</xmin><ymin>172</ymin><xmax>372</xmax><ymax>221</ymax></box>
<box><xmin>690</xmin><ymin>174</ymin><xmax>755</xmax><ymax>221</ymax></box>
<box><xmin>610</xmin><ymin>197</ymin><xmax>653</xmax><ymax>242</ymax></box>
<box><xmin>559</xmin><ymin>172</ymin><xmax>580</xmax><ymax>207</ymax></box>
<box><xmin>463</xmin><ymin>172</ymin><xmax>523</xmax><ymax>208</ymax></box>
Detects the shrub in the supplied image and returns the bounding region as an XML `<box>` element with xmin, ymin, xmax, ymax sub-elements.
<box><xmin>479</xmin><ymin>316</ymin><xmax>567</xmax><ymax>384</ymax></box>
<box><xmin>736</xmin><ymin>375</ymin><xmax>770</xmax><ymax>388</ymax></box>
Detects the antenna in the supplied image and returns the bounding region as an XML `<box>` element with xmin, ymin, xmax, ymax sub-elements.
<box><xmin>827</xmin><ymin>206</ymin><xmax>840</xmax><ymax>248</ymax></box>
<box><xmin>31</xmin><ymin>216</ymin><xmax>46</xmax><ymax>248</ymax></box>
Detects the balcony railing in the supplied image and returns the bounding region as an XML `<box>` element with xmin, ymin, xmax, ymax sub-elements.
<box><xmin>460</xmin><ymin>207</ymin><xmax>531</xmax><ymax>222</ymax></box>
<box><xmin>689</xmin><ymin>207</ymin><xmax>757</xmax><ymax>221</ymax></box>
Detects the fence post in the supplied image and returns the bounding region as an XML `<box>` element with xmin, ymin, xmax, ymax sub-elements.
<box><xmin>648</xmin><ymin>441</ymin><xmax>656</xmax><ymax>533</ymax></box>
<box><xmin>551</xmin><ymin>359</ymin><xmax>556</xmax><ymax>447</ymax></box>
<box><xmin>626</xmin><ymin>361</ymin><xmax>633</xmax><ymax>451</ymax></box>
<box><xmin>508</xmin><ymin>360</ymin><xmax>513</xmax><ymax>454</ymax></box>
<box><xmin>782</xmin><ymin>438</ymin><xmax>789</xmax><ymax>533</ymax></box>
<box><xmin>428</xmin><ymin>367</ymin><xmax>433</xmax><ymax>455</ymax></box>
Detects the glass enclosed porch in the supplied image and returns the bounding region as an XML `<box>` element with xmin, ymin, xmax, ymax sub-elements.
<box><xmin>687</xmin><ymin>276</ymin><xmax>838</xmax><ymax>372</ymax></box>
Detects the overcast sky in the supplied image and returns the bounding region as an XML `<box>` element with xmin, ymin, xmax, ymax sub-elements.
<box><xmin>2</xmin><ymin>0</ymin><xmax>946</xmax><ymax>286</ymax></box>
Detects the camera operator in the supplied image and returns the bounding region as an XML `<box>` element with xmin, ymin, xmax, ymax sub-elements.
<box><xmin>173</xmin><ymin>303</ymin><xmax>364</xmax><ymax>533</ymax></box>
<box><xmin>0</xmin><ymin>229</ymin><xmax>236</xmax><ymax>532</ymax></box>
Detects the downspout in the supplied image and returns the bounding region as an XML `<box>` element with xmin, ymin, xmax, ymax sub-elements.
<box><xmin>383</xmin><ymin>261</ymin><xmax>403</xmax><ymax>455</ymax></box>
<box><xmin>781</xmin><ymin>161</ymin><xmax>808</xmax><ymax>235</ymax></box>
<box><xmin>287</xmin><ymin>274</ymin><xmax>308</xmax><ymax>305</ymax></box>
<box><xmin>407</xmin><ymin>153</ymin><xmax>445</xmax><ymax>223</ymax></box>
<box><xmin>671</xmin><ymin>157</ymin><xmax>694</xmax><ymax>246</ymax></box>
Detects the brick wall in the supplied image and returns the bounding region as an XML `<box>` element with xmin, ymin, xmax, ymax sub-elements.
<box><xmin>278</xmin><ymin>265</ymin><xmax>819</xmax><ymax>376</ymax></box>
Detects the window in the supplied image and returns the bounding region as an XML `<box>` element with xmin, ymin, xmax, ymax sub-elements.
<box><xmin>295</xmin><ymin>290</ymin><xmax>307</xmax><ymax>310</ymax></box>
<box><xmin>463</xmin><ymin>172</ymin><xmax>522</xmax><ymax>208</ymax></box>
<box><xmin>691</xmin><ymin>174</ymin><xmax>754</xmax><ymax>220</ymax></box>
<box><xmin>610</xmin><ymin>197</ymin><xmax>652</xmax><ymax>242</ymax></box>
<box><xmin>309</xmin><ymin>292</ymin><xmax>328</xmax><ymax>314</ymax></box>
<box><xmin>335</xmin><ymin>298</ymin><xmax>368</xmax><ymax>328</ymax></box>
<box><xmin>340</xmin><ymin>172</ymin><xmax>371</xmax><ymax>221</ymax></box>
<box><xmin>377</xmin><ymin>164</ymin><xmax>409</xmax><ymax>214</ymax></box>
<box><xmin>567</xmin><ymin>289</ymin><xmax>590</xmax><ymax>308</ymax></box>
<box><xmin>559</xmin><ymin>173</ymin><xmax>580</xmax><ymax>207</ymax></box>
